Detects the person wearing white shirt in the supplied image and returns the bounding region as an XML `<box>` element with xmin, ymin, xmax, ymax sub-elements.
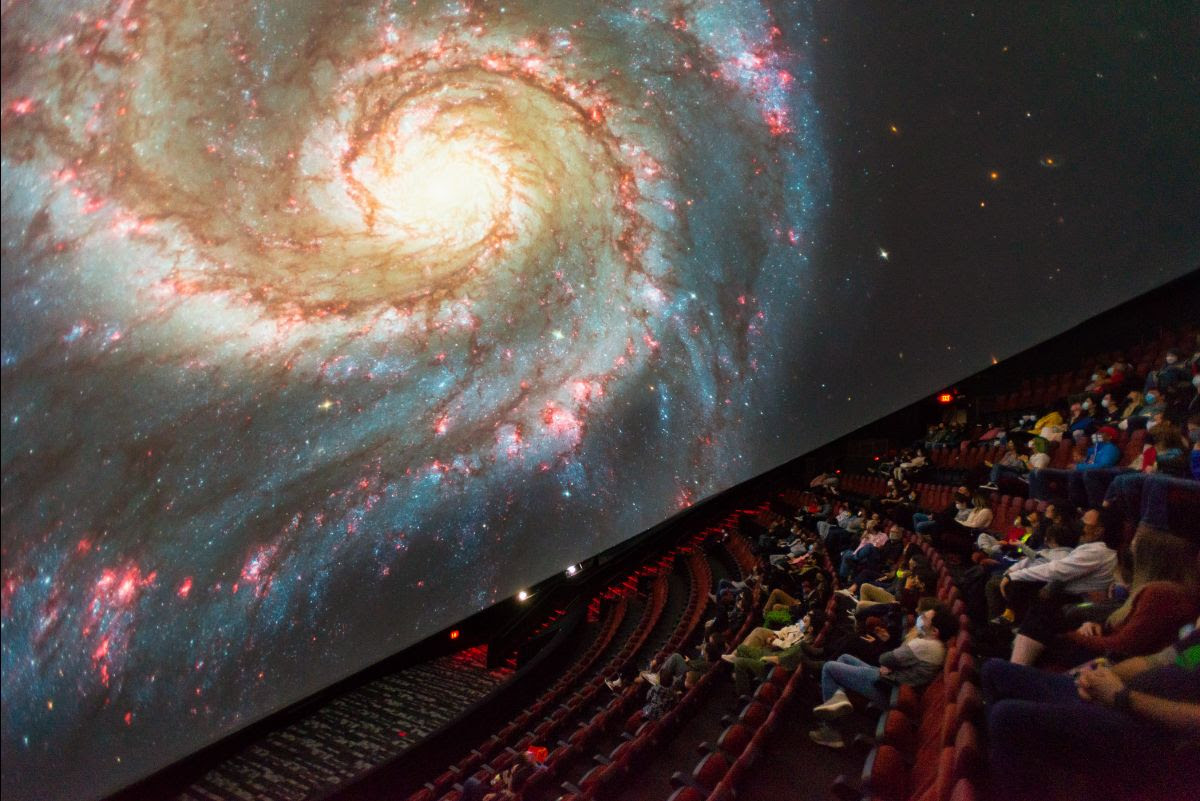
<box><xmin>998</xmin><ymin>509</ymin><xmax>1117</xmax><ymax>646</ymax></box>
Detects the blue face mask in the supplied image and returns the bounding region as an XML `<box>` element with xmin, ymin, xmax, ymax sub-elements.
<box><xmin>1145</xmin><ymin>393</ymin><xmax>1157</xmax><ymax>405</ymax></box>
<box><xmin>914</xmin><ymin>615</ymin><xmax>928</xmax><ymax>636</ymax></box>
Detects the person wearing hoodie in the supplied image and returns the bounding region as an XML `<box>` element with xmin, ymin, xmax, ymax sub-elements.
<box><xmin>808</xmin><ymin>605</ymin><xmax>959</xmax><ymax>748</ymax></box>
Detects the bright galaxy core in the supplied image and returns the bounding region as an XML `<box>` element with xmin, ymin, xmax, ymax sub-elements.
<box><xmin>0</xmin><ymin>1</ymin><xmax>823</xmax><ymax>798</ymax></box>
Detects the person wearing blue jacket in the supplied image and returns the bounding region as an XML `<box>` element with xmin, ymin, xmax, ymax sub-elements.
<box><xmin>1075</xmin><ymin>425</ymin><xmax>1121</xmax><ymax>471</ymax></box>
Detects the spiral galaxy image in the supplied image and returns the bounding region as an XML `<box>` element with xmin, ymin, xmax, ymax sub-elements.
<box><xmin>2</xmin><ymin>0</ymin><xmax>827</xmax><ymax>797</ymax></box>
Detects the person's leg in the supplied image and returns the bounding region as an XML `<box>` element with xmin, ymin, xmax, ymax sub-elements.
<box><xmin>859</xmin><ymin>584</ymin><xmax>896</xmax><ymax>605</ymax></box>
<box><xmin>1003</xmin><ymin>580</ymin><xmax>1045</xmax><ymax>623</ymax></box>
<box><xmin>914</xmin><ymin>519</ymin><xmax>939</xmax><ymax>537</ymax></box>
<box><xmin>762</xmin><ymin>588</ymin><xmax>798</xmax><ymax>612</ymax></box>
<box><xmin>980</xmin><ymin>658</ymin><xmax>1078</xmax><ymax>705</ymax></box>
<box><xmin>820</xmin><ymin>655</ymin><xmax>887</xmax><ymax>706</ymax></box>
<box><xmin>912</xmin><ymin>512</ymin><xmax>932</xmax><ymax>527</ymax></box>
<box><xmin>984</xmin><ymin>575</ymin><xmax>1008</xmax><ymax>620</ymax></box>
<box><xmin>975</xmin><ymin>532</ymin><xmax>1001</xmax><ymax>554</ymax></box>
<box><xmin>657</xmin><ymin>652</ymin><xmax>689</xmax><ymax>685</ymax></box>
<box><xmin>732</xmin><ymin>657</ymin><xmax>768</xmax><ymax>695</ymax></box>
<box><xmin>739</xmin><ymin>626</ymin><xmax>776</xmax><ymax>651</ymax></box>
<box><xmin>987</xmin><ymin>696</ymin><xmax>1174</xmax><ymax>801</ymax></box>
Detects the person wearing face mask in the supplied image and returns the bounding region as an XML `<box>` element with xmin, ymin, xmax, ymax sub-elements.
<box><xmin>1066</xmin><ymin>402</ymin><xmax>1093</xmax><ymax>433</ymax></box>
<box><xmin>808</xmin><ymin>605</ymin><xmax>959</xmax><ymax>748</ymax></box>
<box><xmin>1121</xmin><ymin>390</ymin><xmax>1147</xmax><ymax>421</ymax></box>
<box><xmin>1074</xmin><ymin>426</ymin><xmax>1121</xmax><ymax>471</ymax></box>
<box><xmin>1098</xmin><ymin>393</ymin><xmax>1123</xmax><ymax>423</ymax></box>
<box><xmin>1145</xmin><ymin>348</ymin><xmax>1190</xmax><ymax>394</ymax></box>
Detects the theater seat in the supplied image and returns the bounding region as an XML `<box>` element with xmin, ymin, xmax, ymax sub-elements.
<box><xmin>861</xmin><ymin>744</ymin><xmax>908</xmax><ymax>801</ymax></box>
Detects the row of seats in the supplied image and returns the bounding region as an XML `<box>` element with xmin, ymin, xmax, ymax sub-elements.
<box><xmin>410</xmin><ymin>545</ymin><xmax>690</xmax><ymax>801</ymax></box>
<box><xmin>556</xmin><ymin>532</ymin><xmax>763</xmax><ymax>801</ymax></box>
<box><xmin>657</xmin><ymin>532</ymin><xmax>846</xmax><ymax>801</ymax></box>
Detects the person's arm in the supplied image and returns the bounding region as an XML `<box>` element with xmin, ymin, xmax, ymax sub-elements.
<box><xmin>1007</xmin><ymin>548</ymin><xmax>1092</xmax><ymax>584</ymax></box>
<box><xmin>878</xmin><ymin>643</ymin><xmax>920</xmax><ymax>671</ymax></box>
<box><xmin>1077</xmin><ymin>667</ymin><xmax>1200</xmax><ymax>731</ymax></box>
<box><xmin>963</xmin><ymin>509</ymin><xmax>993</xmax><ymax>530</ymax></box>
<box><xmin>1062</xmin><ymin>584</ymin><xmax>1191</xmax><ymax>656</ymax></box>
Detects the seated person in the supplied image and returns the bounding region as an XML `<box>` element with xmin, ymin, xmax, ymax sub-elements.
<box><xmin>1010</xmin><ymin>524</ymin><xmax>1200</xmax><ymax>666</ymax></box>
<box><xmin>981</xmin><ymin>622</ymin><xmax>1200</xmax><ymax>801</ymax></box>
<box><xmin>838</xmin><ymin>527</ymin><xmax>887</xmax><ymax>585</ymax></box>
<box><xmin>1145</xmin><ymin>348</ymin><xmax>1191</xmax><ymax>393</ymax></box>
<box><xmin>974</xmin><ymin>509</ymin><xmax>1042</xmax><ymax>561</ymax></box>
<box><xmin>934</xmin><ymin>492</ymin><xmax>994</xmax><ymax>559</ymax></box>
<box><xmin>808</xmin><ymin>604</ymin><xmax>959</xmax><ymax>748</ymax></box>
<box><xmin>849</xmin><ymin>555</ymin><xmax>933</xmax><ymax>615</ymax></box>
<box><xmin>985</xmin><ymin>521</ymin><xmax>1074</xmax><ymax>624</ymax></box>
<box><xmin>1074</xmin><ymin>425</ymin><xmax>1121</xmax><ymax>470</ymax></box>
<box><xmin>721</xmin><ymin>611</ymin><xmax>823</xmax><ymax>695</ymax></box>
<box><xmin>980</xmin><ymin>439</ymin><xmax>1031</xmax><ymax>490</ymax></box>
<box><xmin>996</xmin><ymin>508</ymin><xmax>1117</xmax><ymax>625</ymax></box>
<box><xmin>912</xmin><ymin>486</ymin><xmax>970</xmax><ymax>537</ymax></box>
<box><xmin>460</xmin><ymin>751</ymin><xmax>540</xmax><ymax>801</ymax></box>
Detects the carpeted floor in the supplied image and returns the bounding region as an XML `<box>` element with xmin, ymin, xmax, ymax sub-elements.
<box><xmin>177</xmin><ymin>649</ymin><xmax>511</xmax><ymax>801</ymax></box>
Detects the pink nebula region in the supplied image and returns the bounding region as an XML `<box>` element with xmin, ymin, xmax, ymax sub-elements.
<box><xmin>0</xmin><ymin>1</ymin><xmax>823</xmax><ymax>798</ymax></box>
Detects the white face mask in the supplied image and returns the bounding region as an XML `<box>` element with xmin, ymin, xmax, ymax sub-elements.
<box><xmin>1165</xmin><ymin>355</ymin><xmax>1178</xmax><ymax>364</ymax></box>
<box><xmin>1106</xmin><ymin>367</ymin><xmax>1115</xmax><ymax>375</ymax></box>
<box><xmin>1082</xmin><ymin>401</ymin><xmax>1091</xmax><ymax>411</ymax></box>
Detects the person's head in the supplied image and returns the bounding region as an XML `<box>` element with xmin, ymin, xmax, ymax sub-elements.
<box><xmin>1188</xmin><ymin>415</ymin><xmax>1200</xmax><ymax>447</ymax></box>
<box><xmin>1096</xmin><ymin>425</ymin><xmax>1118</xmax><ymax>444</ymax></box>
<box><xmin>1029</xmin><ymin>436</ymin><xmax>1048</xmax><ymax>454</ymax></box>
<box><xmin>1109</xmin><ymin>525</ymin><xmax>1200</xmax><ymax>626</ymax></box>
<box><xmin>1152</xmin><ymin>421</ymin><xmax>1184</xmax><ymax>450</ymax></box>
<box><xmin>1164</xmin><ymin>348</ymin><xmax>1181</xmax><ymax>365</ymax></box>
<box><xmin>888</xmin><ymin>524</ymin><xmax>903</xmax><ymax>542</ymax></box>
<box><xmin>1128</xmin><ymin>524</ymin><xmax>1200</xmax><ymax>593</ymax></box>
<box><xmin>971</xmin><ymin>494</ymin><xmax>988</xmax><ymax>510</ymax></box>
<box><xmin>915</xmin><ymin>596</ymin><xmax>940</xmax><ymax>614</ymax></box>
<box><xmin>508</xmin><ymin>756</ymin><xmax>538</xmax><ymax>790</ymax></box>
<box><xmin>917</xmin><ymin>604</ymin><xmax>959</xmax><ymax>643</ymax></box>
<box><xmin>1079</xmin><ymin>507</ymin><xmax>1120</xmax><ymax>545</ymax></box>
<box><xmin>1069</xmin><ymin>402</ymin><xmax>1083</xmax><ymax>417</ymax></box>
<box><xmin>1044</xmin><ymin>522</ymin><xmax>1077</xmax><ymax>549</ymax></box>
<box><xmin>1126</xmin><ymin>390</ymin><xmax>1144</xmax><ymax>406</ymax></box>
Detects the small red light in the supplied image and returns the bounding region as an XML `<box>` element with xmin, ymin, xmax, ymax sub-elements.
<box><xmin>449</xmin><ymin>629</ymin><xmax>460</xmax><ymax>640</ymax></box>
<box><xmin>937</xmin><ymin>393</ymin><xmax>954</xmax><ymax>404</ymax></box>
